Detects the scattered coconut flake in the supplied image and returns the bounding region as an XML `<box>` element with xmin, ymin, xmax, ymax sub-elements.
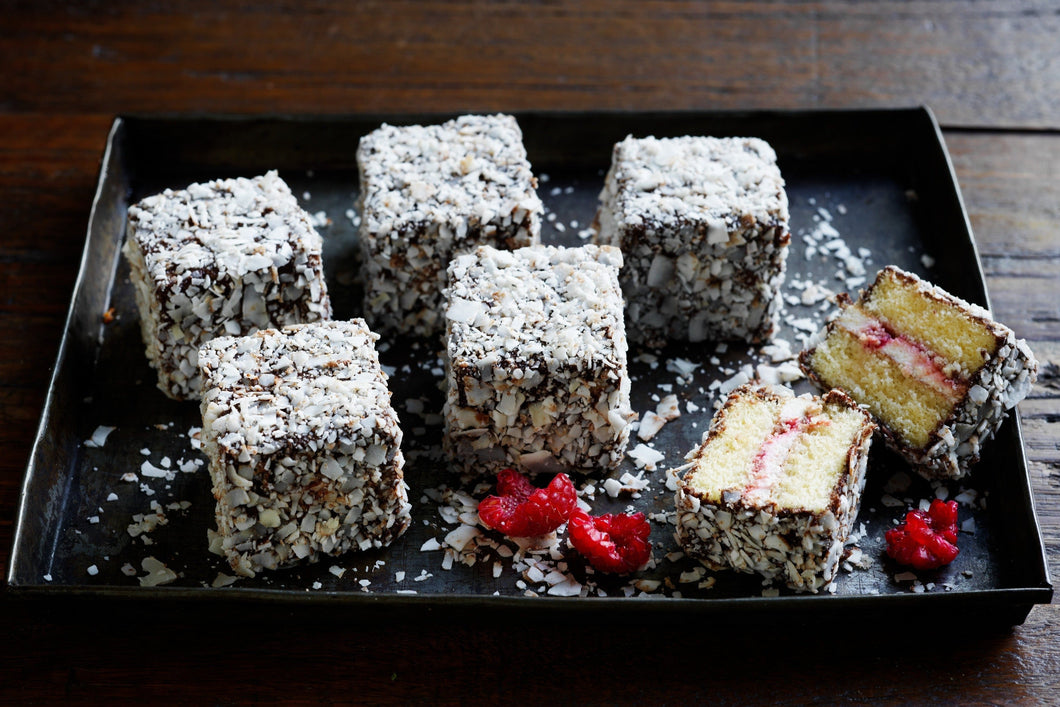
<box><xmin>961</xmin><ymin>518</ymin><xmax>977</xmax><ymax>534</ymax></box>
<box><xmin>444</xmin><ymin>524</ymin><xmax>481</xmax><ymax>553</ymax></box>
<box><xmin>880</xmin><ymin>494</ymin><xmax>904</xmax><ymax>508</ymax></box>
<box><xmin>140</xmin><ymin>460</ymin><xmax>171</xmax><ymax>479</ymax></box>
<box><xmin>547</xmin><ymin>577</ymin><xmax>583</xmax><ymax>596</ymax></box>
<box><xmin>717</xmin><ymin>366</ymin><xmax>753</xmax><ymax>396</ymax></box>
<box><xmin>420</xmin><ymin>538</ymin><xmax>442</xmax><ymax>552</ymax></box>
<box><xmin>328</xmin><ymin>565</ymin><xmax>346</xmax><ymax>578</ymax></box>
<box><xmin>679</xmin><ymin>567</ymin><xmax>707</xmax><ymax>583</ymax></box>
<box><xmin>212</xmin><ymin>573</ymin><xmax>238</xmax><ymax>588</ymax></box>
<box><xmin>138</xmin><ymin>556</ymin><xmax>178</xmax><ymax>587</ymax></box>
<box><xmin>637</xmin><ymin>412</ymin><xmax>667</xmax><ymax>441</ymax></box>
<box><xmin>627</xmin><ymin>443</ymin><xmax>665</xmax><ymax>471</ymax></box>
<box><xmin>87</xmin><ymin>564</ymin><xmax>99</xmax><ymax>576</ymax></box>
<box><xmin>665</xmin><ymin>357</ymin><xmax>699</xmax><ymax>378</ymax></box>
<box><xmin>883</xmin><ymin>472</ymin><xmax>912</xmax><ymax>494</ymax></box>
<box><xmin>85</xmin><ymin>425</ymin><xmax>116</xmax><ymax>448</ymax></box>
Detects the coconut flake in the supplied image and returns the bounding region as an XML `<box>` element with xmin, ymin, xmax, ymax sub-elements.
<box><xmin>85</xmin><ymin>425</ymin><xmax>116</xmax><ymax>448</ymax></box>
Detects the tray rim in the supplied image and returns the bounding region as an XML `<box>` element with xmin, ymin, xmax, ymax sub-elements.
<box><xmin>7</xmin><ymin>107</ymin><xmax>1053</xmax><ymax>619</ymax></box>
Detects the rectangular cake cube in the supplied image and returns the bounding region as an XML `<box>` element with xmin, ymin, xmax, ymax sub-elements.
<box><xmin>674</xmin><ymin>384</ymin><xmax>875</xmax><ymax>593</ymax></box>
<box><xmin>198</xmin><ymin>320</ymin><xmax>411</xmax><ymax>577</ymax></box>
<box><xmin>123</xmin><ymin>170</ymin><xmax>331</xmax><ymax>400</ymax></box>
<box><xmin>443</xmin><ymin>244</ymin><xmax>635</xmax><ymax>476</ymax></box>
<box><xmin>594</xmin><ymin>135</ymin><xmax>790</xmax><ymax>346</ymax></box>
<box><xmin>357</xmin><ymin>114</ymin><xmax>543</xmax><ymax>336</ymax></box>
<box><xmin>799</xmin><ymin>265</ymin><xmax>1039</xmax><ymax>479</ymax></box>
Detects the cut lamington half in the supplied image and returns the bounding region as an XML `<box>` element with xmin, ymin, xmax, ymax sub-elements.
<box><xmin>674</xmin><ymin>384</ymin><xmax>875</xmax><ymax>593</ymax></box>
<box><xmin>799</xmin><ymin>265</ymin><xmax>1038</xmax><ymax>480</ymax></box>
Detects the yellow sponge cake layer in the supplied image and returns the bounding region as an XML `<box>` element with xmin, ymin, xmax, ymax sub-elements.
<box><xmin>864</xmin><ymin>267</ymin><xmax>998</xmax><ymax>375</ymax></box>
<box><xmin>807</xmin><ymin>324</ymin><xmax>954</xmax><ymax>449</ymax></box>
<box><xmin>686</xmin><ymin>393</ymin><xmax>783</xmax><ymax>503</ymax></box>
<box><xmin>775</xmin><ymin>400</ymin><xmax>875</xmax><ymax>512</ymax></box>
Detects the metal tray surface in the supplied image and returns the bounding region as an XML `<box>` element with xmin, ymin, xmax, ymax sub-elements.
<box><xmin>8</xmin><ymin>109</ymin><xmax>1052</xmax><ymax>624</ymax></box>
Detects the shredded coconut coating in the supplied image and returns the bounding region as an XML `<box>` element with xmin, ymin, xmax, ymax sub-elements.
<box><xmin>800</xmin><ymin>266</ymin><xmax>1039</xmax><ymax>480</ymax></box>
<box><xmin>198</xmin><ymin>320</ymin><xmax>411</xmax><ymax>577</ymax></box>
<box><xmin>595</xmin><ymin>135</ymin><xmax>790</xmax><ymax>346</ymax></box>
<box><xmin>123</xmin><ymin>170</ymin><xmax>331</xmax><ymax>400</ymax></box>
<box><xmin>674</xmin><ymin>385</ymin><xmax>874</xmax><ymax>593</ymax></box>
<box><xmin>357</xmin><ymin>114</ymin><xmax>543</xmax><ymax>336</ymax></box>
<box><xmin>443</xmin><ymin>244</ymin><xmax>635</xmax><ymax>476</ymax></box>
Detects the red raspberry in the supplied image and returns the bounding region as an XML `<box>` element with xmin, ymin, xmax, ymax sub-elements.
<box><xmin>885</xmin><ymin>499</ymin><xmax>960</xmax><ymax>570</ymax></box>
<box><xmin>568</xmin><ymin>508</ymin><xmax>652</xmax><ymax>574</ymax></box>
<box><xmin>477</xmin><ymin>469</ymin><xmax>577</xmax><ymax>537</ymax></box>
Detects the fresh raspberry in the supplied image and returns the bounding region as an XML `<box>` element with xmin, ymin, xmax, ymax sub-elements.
<box><xmin>568</xmin><ymin>508</ymin><xmax>652</xmax><ymax>574</ymax></box>
<box><xmin>477</xmin><ymin>469</ymin><xmax>577</xmax><ymax>537</ymax></box>
<box><xmin>885</xmin><ymin>499</ymin><xmax>960</xmax><ymax>570</ymax></box>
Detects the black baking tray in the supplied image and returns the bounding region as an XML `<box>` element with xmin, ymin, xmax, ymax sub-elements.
<box><xmin>7</xmin><ymin>108</ymin><xmax>1052</xmax><ymax>626</ymax></box>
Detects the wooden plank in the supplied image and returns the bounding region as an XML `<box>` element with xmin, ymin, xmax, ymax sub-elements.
<box><xmin>1</xmin><ymin>2</ymin><xmax>1058</xmax><ymax>128</ymax></box>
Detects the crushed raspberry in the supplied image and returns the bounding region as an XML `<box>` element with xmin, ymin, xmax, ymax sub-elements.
<box><xmin>477</xmin><ymin>469</ymin><xmax>577</xmax><ymax>537</ymax></box>
<box><xmin>885</xmin><ymin>499</ymin><xmax>960</xmax><ymax>570</ymax></box>
<box><xmin>568</xmin><ymin>509</ymin><xmax>652</xmax><ymax>574</ymax></box>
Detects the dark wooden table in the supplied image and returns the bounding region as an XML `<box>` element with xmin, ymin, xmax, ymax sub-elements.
<box><xmin>3</xmin><ymin>2</ymin><xmax>1059</xmax><ymax>703</ymax></box>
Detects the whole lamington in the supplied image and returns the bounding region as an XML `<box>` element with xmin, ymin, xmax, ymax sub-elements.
<box><xmin>123</xmin><ymin>170</ymin><xmax>331</xmax><ymax>400</ymax></box>
<box><xmin>443</xmin><ymin>244</ymin><xmax>635</xmax><ymax>476</ymax></box>
<box><xmin>357</xmin><ymin>114</ymin><xmax>543</xmax><ymax>337</ymax></box>
<box><xmin>199</xmin><ymin>320</ymin><xmax>411</xmax><ymax>577</ymax></box>
<box><xmin>595</xmin><ymin>135</ymin><xmax>790</xmax><ymax>347</ymax></box>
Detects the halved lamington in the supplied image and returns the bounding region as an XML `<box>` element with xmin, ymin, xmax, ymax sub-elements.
<box><xmin>357</xmin><ymin>114</ymin><xmax>543</xmax><ymax>337</ymax></box>
<box><xmin>123</xmin><ymin>170</ymin><xmax>331</xmax><ymax>400</ymax></box>
<box><xmin>594</xmin><ymin>135</ymin><xmax>790</xmax><ymax>346</ymax></box>
<box><xmin>799</xmin><ymin>266</ymin><xmax>1038</xmax><ymax>479</ymax></box>
<box><xmin>443</xmin><ymin>244</ymin><xmax>635</xmax><ymax>476</ymax></box>
<box><xmin>675</xmin><ymin>384</ymin><xmax>874</xmax><ymax>593</ymax></box>
<box><xmin>199</xmin><ymin>320</ymin><xmax>411</xmax><ymax>577</ymax></box>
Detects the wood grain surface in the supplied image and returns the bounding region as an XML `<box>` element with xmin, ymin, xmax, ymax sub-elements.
<box><xmin>2</xmin><ymin>2</ymin><xmax>1059</xmax><ymax>704</ymax></box>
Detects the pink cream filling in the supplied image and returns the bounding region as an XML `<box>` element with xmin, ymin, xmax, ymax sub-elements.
<box><xmin>742</xmin><ymin>399</ymin><xmax>830</xmax><ymax>506</ymax></box>
<box><xmin>839</xmin><ymin>310</ymin><xmax>966</xmax><ymax>402</ymax></box>
<box><xmin>743</xmin><ymin>418</ymin><xmax>802</xmax><ymax>505</ymax></box>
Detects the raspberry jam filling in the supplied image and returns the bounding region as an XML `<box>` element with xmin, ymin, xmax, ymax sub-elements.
<box><xmin>742</xmin><ymin>398</ymin><xmax>828</xmax><ymax>505</ymax></box>
<box><xmin>839</xmin><ymin>309</ymin><xmax>966</xmax><ymax>402</ymax></box>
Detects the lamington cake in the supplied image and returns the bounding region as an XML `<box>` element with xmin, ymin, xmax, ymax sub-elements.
<box><xmin>443</xmin><ymin>244</ymin><xmax>635</xmax><ymax>476</ymax></box>
<box><xmin>123</xmin><ymin>170</ymin><xmax>331</xmax><ymax>400</ymax></box>
<box><xmin>357</xmin><ymin>114</ymin><xmax>543</xmax><ymax>337</ymax></box>
<box><xmin>198</xmin><ymin>320</ymin><xmax>411</xmax><ymax>577</ymax></box>
<box><xmin>799</xmin><ymin>266</ymin><xmax>1038</xmax><ymax>479</ymax></box>
<box><xmin>674</xmin><ymin>384</ymin><xmax>875</xmax><ymax>593</ymax></box>
<box><xmin>594</xmin><ymin>135</ymin><xmax>790</xmax><ymax>346</ymax></box>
